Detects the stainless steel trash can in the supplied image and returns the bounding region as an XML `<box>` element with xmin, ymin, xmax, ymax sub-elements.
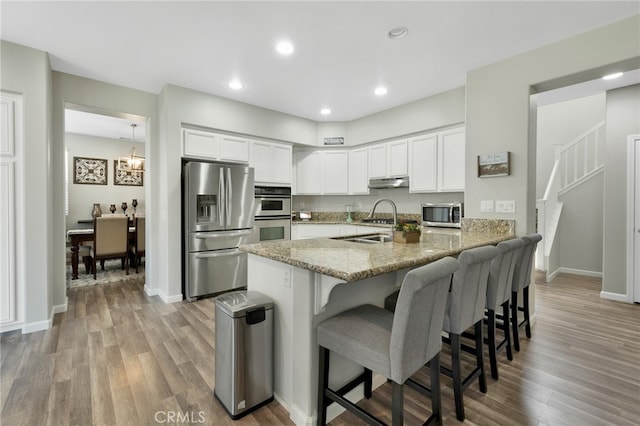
<box><xmin>214</xmin><ymin>290</ymin><xmax>274</xmax><ymax>419</ymax></box>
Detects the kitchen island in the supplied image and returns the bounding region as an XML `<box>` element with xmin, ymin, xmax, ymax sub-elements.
<box><xmin>240</xmin><ymin>224</ymin><xmax>514</xmax><ymax>426</ymax></box>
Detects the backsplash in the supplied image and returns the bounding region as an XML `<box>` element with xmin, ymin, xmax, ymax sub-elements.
<box><xmin>293</xmin><ymin>211</ymin><xmax>421</xmax><ymax>223</ymax></box>
<box><xmin>461</xmin><ymin>218</ymin><xmax>515</xmax><ymax>235</ymax></box>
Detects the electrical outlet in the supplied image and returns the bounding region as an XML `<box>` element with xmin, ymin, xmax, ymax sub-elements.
<box><xmin>480</xmin><ymin>200</ymin><xmax>494</xmax><ymax>212</ymax></box>
<box><xmin>495</xmin><ymin>200</ymin><xmax>516</xmax><ymax>213</ymax></box>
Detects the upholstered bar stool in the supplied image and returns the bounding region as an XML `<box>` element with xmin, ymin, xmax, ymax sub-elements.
<box><xmin>511</xmin><ymin>233</ymin><xmax>542</xmax><ymax>351</ymax></box>
<box><xmin>441</xmin><ymin>245</ymin><xmax>499</xmax><ymax>421</ymax></box>
<box><xmin>485</xmin><ymin>238</ymin><xmax>525</xmax><ymax>380</ymax></box>
<box><xmin>317</xmin><ymin>257</ymin><xmax>460</xmax><ymax>426</ymax></box>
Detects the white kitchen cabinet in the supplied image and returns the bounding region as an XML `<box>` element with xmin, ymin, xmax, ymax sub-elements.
<box><xmin>438</xmin><ymin>127</ymin><xmax>465</xmax><ymax>191</ymax></box>
<box><xmin>368</xmin><ymin>139</ymin><xmax>408</xmax><ymax>179</ymax></box>
<box><xmin>409</xmin><ymin>127</ymin><xmax>465</xmax><ymax>193</ymax></box>
<box><xmin>348</xmin><ymin>147</ymin><xmax>369</xmax><ymax>194</ymax></box>
<box><xmin>409</xmin><ymin>134</ymin><xmax>438</xmax><ymax>192</ymax></box>
<box><xmin>183</xmin><ymin>129</ymin><xmax>249</xmax><ymax>163</ymax></box>
<box><xmin>251</xmin><ymin>140</ymin><xmax>292</xmax><ymax>186</ymax></box>
<box><xmin>294</xmin><ymin>150</ymin><xmax>349</xmax><ymax>195</ymax></box>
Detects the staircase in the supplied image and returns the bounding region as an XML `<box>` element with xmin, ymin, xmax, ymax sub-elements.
<box><xmin>536</xmin><ymin>121</ymin><xmax>605</xmax><ymax>279</ymax></box>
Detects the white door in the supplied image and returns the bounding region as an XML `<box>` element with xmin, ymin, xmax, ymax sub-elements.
<box><xmin>632</xmin><ymin>136</ymin><xmax>640</xmax><ymax>302</ymax></box>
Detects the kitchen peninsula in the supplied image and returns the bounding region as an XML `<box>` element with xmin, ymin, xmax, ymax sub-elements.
<box><xmin>240</xmin><ymin>220</ymin><xmax>514</xmax><ymax>425</ymax></box>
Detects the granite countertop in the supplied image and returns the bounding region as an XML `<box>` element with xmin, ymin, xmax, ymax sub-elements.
<box><xmin>241</xmin><ymin>227</ymin><xmax>514</xmax><ymax>282</ymax></box>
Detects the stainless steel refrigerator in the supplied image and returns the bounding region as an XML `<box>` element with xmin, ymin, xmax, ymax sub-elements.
<box><xmin>183</xmin><ymin>161</ymin><xmax>255</xmax><ymax>301</ymax></box>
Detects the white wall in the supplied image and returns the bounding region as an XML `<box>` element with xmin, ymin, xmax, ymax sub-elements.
<box><xmin>65</xmin><ymin>133</ymin><xmax>145</xmax><ymax>229</ymax></box>
<box><xmin>603</xmin><ymin>84</ymin><xmax>640</xmax><ymax>295</ymax></box>
<box><xmin>0</xmin><ymin>40</ymin><xmax>53</xmax><ymax>330</ymax></box>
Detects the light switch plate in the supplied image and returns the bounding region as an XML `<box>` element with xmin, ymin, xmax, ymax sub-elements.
<box><xmin>495</xmin><ymin>200</ymin><xmax>516</xmax><ymax>213</ymax></box>
<box><xmin>480</xmin><ymin>200</ymin><xmax>494</xmax><ymax>212</ymax></box>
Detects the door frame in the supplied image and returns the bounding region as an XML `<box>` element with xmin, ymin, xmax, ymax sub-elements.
<box><xmin>626</xmin><ymin>134</ymin><xmax>640</xmax><ymax>302</ymax></box>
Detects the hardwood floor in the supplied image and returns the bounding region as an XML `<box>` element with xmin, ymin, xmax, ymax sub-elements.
<box><xmin>1</xmin><ymin>272</ymin><xmax>638</xmax><ymax>425</ymax></box>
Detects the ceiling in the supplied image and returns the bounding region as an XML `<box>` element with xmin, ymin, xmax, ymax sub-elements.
<box><xmin>2</xmin><ymin>1</ymin><xmax>639</xmax><ymax>139</ymax></box>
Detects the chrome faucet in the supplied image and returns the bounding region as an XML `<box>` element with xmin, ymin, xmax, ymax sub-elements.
<box><xmin>367</xmin><ymin>198</ymin><xmax>398</xmax><ymax>227</ymax></box>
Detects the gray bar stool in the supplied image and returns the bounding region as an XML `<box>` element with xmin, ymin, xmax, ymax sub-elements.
<box><xmin>441</xmin><ymin>245</ymin><xmax>499</xmax><ymax>421</ymax></box>
<box><xmin>316</xmin><ymin>257</ymin><xmax>460</xmax><ymax>426</ymax></box>
<box><xmin>511</xmin><ymin>233</ymin><xmax>542</xmax><ymax>351</ymax></box>
<box><xmin>485</xmin><ymin>238</ymin><xmax>525</xmax><ymax>379</ymax></box>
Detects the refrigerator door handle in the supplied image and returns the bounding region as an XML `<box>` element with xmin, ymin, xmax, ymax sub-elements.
<box><xmin>218</xmin><ymin>167</ymin><xmax>225</xmax><ymax>227</ymax></box>
<box><xmin>194</xmin><ymin>229</ymin><xmax>252</xmax><ymax>239</ymax></box>
<box><xmin>226</xmin><ymin>167</ymin><xmax>232</xmax><ymax>227</ymax></box>
<box><xmin>194</xmin><ymin>248</ymin><xmax>241</xmax><ymax>259</ymax></box>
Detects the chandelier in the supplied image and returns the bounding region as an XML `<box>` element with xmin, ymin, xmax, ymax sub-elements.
<box><xmin>117</xmin><ymin>123</ymin><xmax>145</xmax><ymax>171</ymax></box>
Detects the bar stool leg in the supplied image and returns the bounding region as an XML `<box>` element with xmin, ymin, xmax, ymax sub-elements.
<box><xmin>523</xmin><ymin>286</ymin><xmax>532</xmax><ymax>338</ymax></box>
<box><xmin>474</xmin><ymin>321</ymin><xmax>487</xmax><ymax>393</ymax></box>
<box><xmin>391</xmin><ymin>382</ymin><xmax>403</xmax><ymax>426</ymax></box>
<box><xmin>502</xmin><ymin>301</ymin><xmax>513</xmax><ymax>361</ymax></box>
<box><xmin>364</xmin><ymin>368</ymin><xmax>373</xmax><ymax>399</ymax></box>
<box><xmin>430</xmin><ymin>356</ymin><xmax>442</xmax><ymax>424</ymax></box>
<box><xmin>511</xmin><ymin>290</ymin><xmax>520</xmax><ymax>352</ymax></box>
<box><xmin>450</xmin><ymin>333</ymin><xmax>465</xmax><ymax>421</ymax></box>
<box><xmin>317</xmin><ymin>347</ymin><xmax>330</xmax><ymax>426</ymax></box>
<box><xmin>487</xmin><ymin>309</ymin><xmax>498</xmax><ymax>380</ymax></box>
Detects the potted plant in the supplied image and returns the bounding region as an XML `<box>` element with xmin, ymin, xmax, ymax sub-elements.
<box><xmin>393</xmin><ymin>221</ymin><xmax>422</xmax><ymax>243</ymax></box>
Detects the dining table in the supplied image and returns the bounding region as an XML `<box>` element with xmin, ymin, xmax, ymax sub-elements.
<box><xmin>66</xmin><ymin>222</ymin><xmax>135</xmax><ymax>279</ymax></box>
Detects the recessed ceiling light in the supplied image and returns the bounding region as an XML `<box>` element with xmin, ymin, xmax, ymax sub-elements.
<box><xmin>276</xmin><ymin>41</ymin><xmax>294</xmax><ymax>56</ymax></box>
<box><xmin>374</xmin><ymin>86</ymin><xmax>388</xmax><ymax>96</ymax></box>
<box><xmin>388</xmin><ymin>27</ymin><xmax>408</xmax><ymax>39</ymax></box>
<box><xmin>602</xmin><ymin>72</ymin><xmax>623</xmax><ymax>80</ymax></box>
<box><xmin>320</xmin><ymin>108</ymin><xmax>331</xmax><ymax>115</ymax></box>
<box><xmin>228</xmin><ymin>80</ymin><xmax>243</xmax><ymax>90</ymax></box>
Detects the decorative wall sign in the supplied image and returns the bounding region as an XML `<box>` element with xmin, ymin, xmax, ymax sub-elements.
<box><xmin>478</xmin><ymin>151</ymin><xmax>510</xmax><ymax>177</ymax></box>
<box><xmin>323</xmin><ymin>137</ymin><xmax>344</xmax><ymax>146</ymax></box>
<box><xmin>114</xmin><ymin>160</ymin><xmax>144</xmax><ymax>186</ymax></box>
<box><xmin>73</xmin><ymin>157</ymin><xmax>107</xmax><ymax>185</ymax></box>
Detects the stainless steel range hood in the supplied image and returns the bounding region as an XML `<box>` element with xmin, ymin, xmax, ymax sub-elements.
<box><xmin>368</xmin><ymin>176</ymin><xmax>409</xmax><ymax>189</ymax></box>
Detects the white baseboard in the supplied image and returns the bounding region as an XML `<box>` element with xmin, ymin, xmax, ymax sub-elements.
<box><xmin>52</xmin><ymin>297</ymin><xmax>68</xmax><ymax>314</ymax></box>
<box><xmin>546</xmin><ymin>268</ymin><xmax>561</xmax><ymax>282</ymax></box>
<box><xmin>600</xmin><ymin>291</ymin><xmax>632</xmax><ymax>303</ymax></box>
<box><xmin>23</xmin><ymin>318</ymin><xmax>52</xmax><ymax>334</ymax></box>
<box><xmin>558</xmin><ymin>267</ymin><xmax>602</xmax><ymax>278</ymax></box>
<box><xmin>0</xmin><ymin>321</ymin><xmax>24</xmax><ymax>333</ymax></box>
<box><xmin>159</xmin><ymin>290</ymin><xmax>183</xmax><ymax>304</ymax></box>
<box><xmin>144</xmin><ymin>284</ymin><xmax>159</xmax><ymax>297</ymax></box>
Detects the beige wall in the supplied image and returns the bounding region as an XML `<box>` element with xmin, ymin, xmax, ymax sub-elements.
<box><xmin>603</xmin><ymin>84</ymin><xmax>640</xmax><ymax>296</ymax></box>
<box><xmin>0</xmin><ymin>40</ymin><xmax>53</xmax><ymax>328</ymax></box>
<box><xmin>465</xmin><ymin>16</ymin><xmax>640</xmax><ymax>240</ymax></box>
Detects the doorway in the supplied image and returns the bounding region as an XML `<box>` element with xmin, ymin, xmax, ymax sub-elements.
<box><xmin>64</xmin><ymin>105</ymin><xmax>148</xmax><ymax>286</ymax></box>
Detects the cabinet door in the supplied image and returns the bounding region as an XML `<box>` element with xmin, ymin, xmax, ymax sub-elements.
<box><xmin>368</xmin><ymin>144</ymin><xmax>387</xmax><ymax>178</ymax></box>
<box><xmin>183</xmin><ymin>130</ymin><xmax>220</xmax><ymax>159</ymax></box>
<box><xmin>323</xmin><ymin>151</ymin><xmax>349</xmax><ymax>194</ymax></box>
<box><xmin>220</xmin><ymin>135</ymin><xmax>249</xmax><ymax>163</ymax></box>
<box><xmin>251</xmin><ymin>140</ymin><xmax>273</xmax><ymax>183</ymax></box>
<box><xmin>348</xmin><ymin>147</ymin><xmax>369</xmax><ymax>194</ymax></box>
<box><xmin>295</xmin><ymin>151</ymin><xmax>322</xmax><ymax>194</ymax></box>
<box><xmin>439</xmin><ymin>128</ymin><xmax>465</xmax><ymax>192</ymax></box>
<box><xmin>271</xmin><ymin>143</ymin><xmax>292</xmax><ymax>185</ymax></box>
<box><xmin>409</xmin><ymin>134</ymin><xmax>437</xmax><ymax>192</ymax></box>
<box><xmin>388</xmin><ymin>139</ymin><xmax>408</xmax><ymax>177</ymax></box>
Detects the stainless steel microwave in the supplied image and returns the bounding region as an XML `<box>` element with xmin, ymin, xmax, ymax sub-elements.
<box><xmin>422</xmin><ymin>202</ymin><xmax>463</xmax><ymax>228</ymax></box>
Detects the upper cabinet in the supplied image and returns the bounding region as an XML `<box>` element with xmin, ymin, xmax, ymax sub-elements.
<box><xmin>294</xmin><ymin>150</ymin><xmax>349</xmax><ymax>195</ymax></box>
<box><xmin>348</xmin><ymin>147</ymin><xmax>369</xmax><ymax>195</ymax></box>
<box><xmin>368</xmin><ymin>139</ymin><xmax>408</xmax><ymax>179</ymax></box>
<box><xmin>250</xmin><ymin>140</ymin><xmax>292</xmax><ymax>186</ymax></box>
<box><xmin>183</xmin><ymin>129</ymin><xmax>249</xmax><ymax>164</ymax></box>
<box><xmin>409</xmin><ymin>126</ymin><xmax>465</xmax><ymax>193</ymax></box>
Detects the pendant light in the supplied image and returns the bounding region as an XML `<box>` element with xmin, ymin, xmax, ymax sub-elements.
<box><xmin>117</xmin><ymin>123</ymin><xmax>145</xmax><ymax>171</ymax></box>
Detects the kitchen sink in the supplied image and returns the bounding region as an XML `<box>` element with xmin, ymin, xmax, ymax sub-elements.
<box><xmin>332</xmin><ymin>233</ymin><xmax>393</xmax><ymax>244</ymax></box>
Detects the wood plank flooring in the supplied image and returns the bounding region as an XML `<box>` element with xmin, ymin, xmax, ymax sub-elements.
<box><xmin>1</xmin><ymin>272</ymin><xmax>639</xmax><ymax>425</ymax></box>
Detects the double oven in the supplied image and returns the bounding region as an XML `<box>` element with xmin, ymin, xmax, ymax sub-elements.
<box><xmin>252</xmin><ymin>186</ymin><xmax>291</xmax><ymax>243</ymax></box>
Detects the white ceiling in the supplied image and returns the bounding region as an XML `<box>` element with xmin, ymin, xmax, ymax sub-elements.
<box><xmin>2</xmin><ymin>1</ymin><xmax>639</xmax><ymax>137</ymax></box>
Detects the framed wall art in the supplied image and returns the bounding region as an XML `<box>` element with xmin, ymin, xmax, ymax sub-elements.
<box><xmin>73</xmin><ymin>156</ymin><xmax>107</xmax><ymax>185</ymax></box>
<box><xmin>113</xmin><ymin>160</ymin><xmax>144</xmax><ymax>186</ymax></box>
<box><xmin>477</xmin><ymin>151</ymin><xmax>510</xmax><ymax>177</ymax></box>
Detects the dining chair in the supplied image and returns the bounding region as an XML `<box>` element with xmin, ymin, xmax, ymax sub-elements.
<box><xmin>129</xmin><ymin>216</ymin><xmax>145</xmax><ymax>273</ymax></box>
<box><xmin>91</xmin><ymin>216</ymin><xmax>130</xmax><ymax>279</ymax></box>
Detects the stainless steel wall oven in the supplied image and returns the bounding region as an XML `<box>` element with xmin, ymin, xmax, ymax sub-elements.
<box><xmin>252</xmin><ymin>186</ymin><xmax>291</xmax><ymax>243</ymax></box>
